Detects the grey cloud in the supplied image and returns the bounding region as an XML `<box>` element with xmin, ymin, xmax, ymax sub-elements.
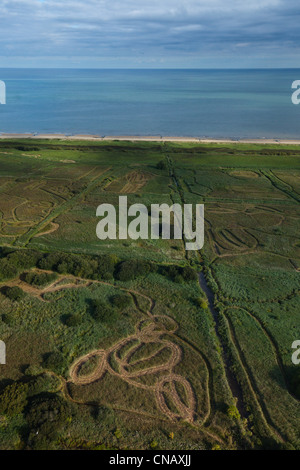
<box><xmin>0</xmin><ymin>0</ymin><xmax>299</xmax><ymax>66</ymax></box>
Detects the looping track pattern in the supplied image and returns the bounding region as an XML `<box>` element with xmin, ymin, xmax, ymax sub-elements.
<box><xmin>70</xmin><ymin>314</ymin><xmax>197</xmax><ymax>423</ymax></box>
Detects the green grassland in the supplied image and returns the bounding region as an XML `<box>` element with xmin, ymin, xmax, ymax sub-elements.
<box><xmin>0</xmin><ymin>139</ymin><xmax>299</xmax><ymax>450</ymax></box>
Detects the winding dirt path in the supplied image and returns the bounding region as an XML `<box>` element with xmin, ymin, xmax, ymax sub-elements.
<box><xmin>69</xmin><ymin>310</ymin><xmax>197</xmax><ymax>424</ymax></box>
<box><xmin>3</xmin><ymin>270</ymin><xmax>214</xmax><ymax>430</ymax></box>
<box><xmin>34</xmin><ymin>222</ymin><xmax>59</xmax><ymax>238</ymax></box>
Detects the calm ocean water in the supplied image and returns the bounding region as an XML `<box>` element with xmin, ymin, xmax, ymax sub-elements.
<box><xmin>0</xmin><ymin>68</ymin><xmax>299</xmax><ymax>139</ymax></box>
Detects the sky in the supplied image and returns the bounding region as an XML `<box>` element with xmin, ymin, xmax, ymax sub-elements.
<box><xmin>0</xmin><ymin>0</ymin><xmax>299</xmax><ymax>68</ymax></box>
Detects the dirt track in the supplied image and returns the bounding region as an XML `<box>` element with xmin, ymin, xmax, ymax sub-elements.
<box><xmin>3</xmin><ymin>270</ymin><xmax>201</xmax><ymax>424</ymax></box>
<box><xmin>67</xmin><ymin>281</ymin><xmax>197</xmax><ymax>424</ymax></box>
<box><xmin>70</xmin><ymin>312</ymin><xmax>197</xmax><ymax>423</ymax></box>
<box><xmin>121</xmin><ymin>171</ymin><xmax>151</xmax><ymax>193</ymax></box>
<box><xmin>34</xmin><ymin>222</ymin><xmax>59</xmax><ymax>238</ymax></box>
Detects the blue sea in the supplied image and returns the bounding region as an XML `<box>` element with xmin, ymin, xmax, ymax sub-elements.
<box><xmin>0</xmin><ymin>68</ymin><xmax>299</xmax><ymax>139</ymax></box>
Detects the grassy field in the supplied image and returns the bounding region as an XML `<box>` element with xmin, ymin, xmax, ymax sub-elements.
<box><xmin>0</xmin><ymin>139</ymin><xmax>299</xmax><ymax>450</ymax></box>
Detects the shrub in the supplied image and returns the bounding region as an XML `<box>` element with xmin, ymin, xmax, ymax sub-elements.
<box><xmin>64</xmin><ymin>314</ymin><xmax>82</xmax><ymax>327</ymax></box>
<box><xmin>0</xmin><ymin>381</ymin><xmax>28</xmax><ymax>416</ymax></box>
<box><xmin>22</xmin><ymin>271</ymin><xmax>57</xmax><ymax>287</ymax></box>
<box><xmin>27</xmin><ymin>374</ymin><xmax>61</xmax><ymax>397</ymax></box>
<box><xmin>1</xmin><ymin>313</ymin><xmax>13</xmax><ymax>325</ymax></box>
<box><xmin>212</xmin><ymin>444</ymin><xmax>222</xmax><ymax>450</ymax></box>
<box><xmin>1</xmin><ymin>286</ymin><xmax>25</xmax><ymax>301</ymax></box>
<box><xmin>43</xmin><ymin>352</ymin><xmax>66</xmax><ymax>375</ymax></box>
<box><xmin>115</xmin><ymin>259</ymin><xmax>153</xmax><ymax>281</ymax></box>
<box><xmin>0</xmin><ymin>260</ymin><xmax>19</xmax><ymax>281</ymax></box>
<box><xmin>0</xmin><ymin>246</ymin><xmax>16</xmax><ymax>258</ymax></box>
<box><xmin>110</xmin><ymin>293</ymin><xmax>132</xmax><ymax>310</ymax></box>
<box><xmin>227</xmin><ymin>405</ymin><xmax>241</xmax><ymax>420</ymax></box>
<box><xmin>37</xmin><ymin>252</ymin><xmax>118</xmax><ymax>280</ymax></box>
<box><xmin>92</xmin><ymin>300</ymin><xmax>116</xmax><ymax>323</ymax></box>
<box><xmin>0</xmin><ymin>248</ymin><xmax>43</xmax><ymax>282</ymax></box>
<box><xmin>181</xmin><ymin>266</ymin><xmax>197</xmax><ymax>282</ymax></box>
<box><xmin>156</xmin><ymin>160</ymin><xmax>168</xmax><ymax>170</ymax></box>
<box><xmin>162</xmin><ymin>265</ymin><xmax>197</xmax><ymax>283</ymax></box>
<box><xmin>37</xmin><ymin>252</ymin><xmax>62</xmax><ymax>271</ymax></box>
<box><xmin>24</xmin><ymin>365</ymin><xmax>44</xmax><ymax>376</ymax></box>
<box><xmin>150</xmin><ymin>439</ymin><xmax>158</xmax><ymax>449</ymax></box>
<box><xmin>194</xmin><ymin>297</ymin><xmax>208</xmax><ymax>309</ymax></box>
<box><xmin>16</xmin><ymin>145</ymin><xmax>40</xmax><ymax>151</ymax></box>
<box><xmin>6</xmin><ymin>249</ymin><xmax>41</xmax><ymax>269</ymax></box>
<box><xmin>96</xmin><ymin>254</ymin><xmax>119</xmax><ymax>280</ymax></box>
<box><xmin>25</xmin><ymin>394</ymin><xmax>73</xmax><ymax>449</ymax></box>
<box><xmin>114</xmin><ymin>428</ymin><xmax>122</xmax><ymax>439</ymax></box>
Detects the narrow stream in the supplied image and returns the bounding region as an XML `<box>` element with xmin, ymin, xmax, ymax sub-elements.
<box><xmin>167</xmin><ymin>153</ymin><xmax>247</xmax><ymax>417</ymax></box>
<box><xmin>198</xmin><ymin>272</ymin><xmax>247</xmax><ymax>417</ymax></box>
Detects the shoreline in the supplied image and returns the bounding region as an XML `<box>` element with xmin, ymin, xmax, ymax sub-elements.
<box><xmin>0</xmin><ymin>133</ymin><xmax>300</xmax><ymax>145</ymax></box>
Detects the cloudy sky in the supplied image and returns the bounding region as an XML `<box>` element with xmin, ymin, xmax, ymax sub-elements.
<box><xmin>0</xmin><ymin>0</ymin><xmax>299</xmax><ymax>68</ymax></box>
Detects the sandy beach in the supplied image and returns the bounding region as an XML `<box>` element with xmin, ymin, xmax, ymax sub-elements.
<box><xmin>0</xmin><ymin>133</ymin><xmax>300</xmax><ymax>145</ymax></box>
